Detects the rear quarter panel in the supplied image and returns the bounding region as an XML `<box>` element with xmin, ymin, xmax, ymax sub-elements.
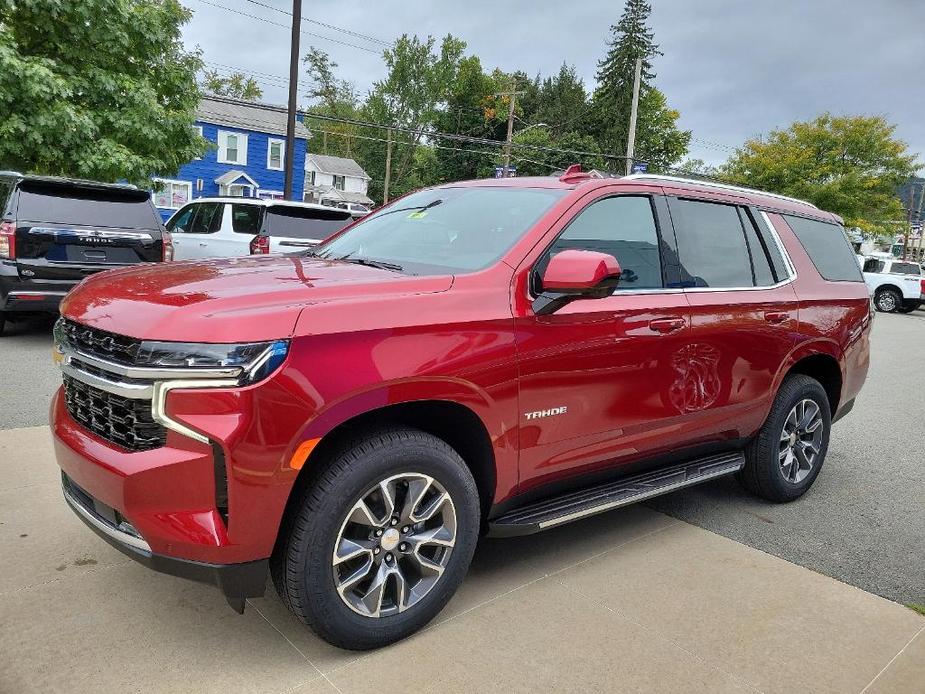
<box><xmin>766</xmin><ymin>212</ymin><xmax>871</xmax><ymax>413</ymax></box>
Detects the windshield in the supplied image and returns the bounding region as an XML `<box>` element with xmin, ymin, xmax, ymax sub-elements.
<box><xmin>313</xmin><ymin>186</ymin><xmax>566</xmax><ymax>274</ymax></box>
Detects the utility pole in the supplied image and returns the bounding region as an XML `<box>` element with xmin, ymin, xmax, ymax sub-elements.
<box><xmin>916</xmin><ymin>182</ymin><xmax>925</xmax><ymax>262</ymax></box>
<box><xmin>283</xmin><ymin>0</ymin><xmax>302</xmax><ymax>200</ymax></box>
<box><xmin>903</xmin><ymin>185</ymin><xmax>913</xmax><ymax>260</ymax></box>
<box><xmin>624</xmin><ymin>57</ymin><xmax>642</xmax><ymax>176</ymax></box>
<box><xmin>383</xmin><ymin>128</ymin><xmax>393</xmax><ymax>204</ymax></box>
<box><xmin>497</xmin><ymin>81</ymin><xmax>525</xmax><ymax>177</ymax></box>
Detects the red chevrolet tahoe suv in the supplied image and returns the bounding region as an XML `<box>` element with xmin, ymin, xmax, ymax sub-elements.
<box><xmin>50</xmin><ymin>169</ymin><xmax>871</xmax><ymax>649</ymax></box>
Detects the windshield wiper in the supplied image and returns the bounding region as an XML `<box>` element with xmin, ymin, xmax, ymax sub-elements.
<box><xmin>371</xmin><ymin>198</ymin><xmax>444</xmax><ymax>219</ymax></box>
<box><xmin>336</xmin><ymin>254</ymin><xmax>404</xmax><ymax>272</ymax></box>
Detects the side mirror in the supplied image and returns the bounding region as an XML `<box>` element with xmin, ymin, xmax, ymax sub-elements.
<box><xmin>533</xmin><ymin>250</ymin><xmax>622</xmax><ymax>315</ymax></box>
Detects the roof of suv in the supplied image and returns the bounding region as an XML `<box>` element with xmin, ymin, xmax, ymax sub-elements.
<box><xmin>0</xmin><ymin>171</ymin><xmax>140</xmax><ymax>192</ymax></box>
<box><xmin>444</xmin><ymin>171</ymin><xmax>832</xmax><ymax>221</ymax></box>
<box><xmin>186</xmin><ymin>197</ymin><xmax>345</xmax><ymax>213</ymax></box>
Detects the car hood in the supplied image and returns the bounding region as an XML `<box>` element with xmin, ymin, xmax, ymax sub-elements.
<box><xmin>61</xmin><ymin>255</ymin><xmax>453</xmax><ymax>342</ymax></box>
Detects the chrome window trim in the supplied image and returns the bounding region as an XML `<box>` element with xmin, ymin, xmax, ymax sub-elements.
<box><xmin>63</xmin><ymin>486</ymin><xmax>152</xmax><ymax>552</ymax></box>
<box><xmin>758</xmin><ymin>210</ymin><xmax>798</xmax><ymax>280</ymax></box>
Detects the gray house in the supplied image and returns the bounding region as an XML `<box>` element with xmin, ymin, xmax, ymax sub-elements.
<box><xmin>303</xmin><ymin>154</ymin><xmax>374</xmax><ymax>208</ymax></box>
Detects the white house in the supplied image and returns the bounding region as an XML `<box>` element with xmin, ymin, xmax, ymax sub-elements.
<box><xmin>303</xmin><ymin>154</ymin><xmax>374</xmax><ymax>208</ymax></box>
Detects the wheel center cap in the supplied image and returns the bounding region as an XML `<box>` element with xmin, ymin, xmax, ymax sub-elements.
<box><xmin>789</xmin><ymin>432</ymin><xmax>798</xmax><ymax>446</ymax></box>
<box><xmin>381</xmin><ymin>528</ymin><xmax>400</xmax><ymax>551</ymax></box>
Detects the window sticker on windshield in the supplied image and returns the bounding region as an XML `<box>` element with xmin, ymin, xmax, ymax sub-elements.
<box><xmin>407</xmin><ymin>211</ymin><xmax>428</xmax><ymax>220</ymax></box>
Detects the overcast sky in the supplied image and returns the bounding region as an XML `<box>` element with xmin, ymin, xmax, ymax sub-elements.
<box><xmin>182</xmin><ymin>0</ymin><xmax>924</xmax><ymax>169</ymax></box>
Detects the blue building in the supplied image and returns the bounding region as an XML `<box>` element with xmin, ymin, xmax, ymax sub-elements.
<box><xmin>152</xmin><ymin>95</ymin><xmax>310</xmax><ymax>221</ymax></box>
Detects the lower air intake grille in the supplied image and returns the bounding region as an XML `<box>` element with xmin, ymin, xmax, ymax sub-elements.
<box><xmin>63</xmin><ymin>374</ymin><xmax>165</xmax><ymax>451</ymax></box>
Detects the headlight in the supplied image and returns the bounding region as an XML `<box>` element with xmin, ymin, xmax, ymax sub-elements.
<box><xmin>135</xmin><ymin>339</ymin><xmax>290</xmax><ymax>383</ymax></box>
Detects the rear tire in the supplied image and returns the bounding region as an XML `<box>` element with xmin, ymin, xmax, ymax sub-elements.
<box><xmin>0</xmin><ymin>311</ymin><xmax>5</xmax><ymax>335</ymax></box>
<box><xmin>897</xmin><ymin>301</ymin><xmax>921</xmax><ymax>314</ymax></box>
<box><xmin>874</xmin><ymin>288</ymin><xmax>901</xmax><ymax>313</ymax></box>
<box><xmin>271</xmin><ymin>427</ymin><xmax>480</xmax><ymax>650</ymax></box>
<box><xmin>739</xmin><ymin>374</ymin><xmax>831</xmax><ymax>502</ymax></box>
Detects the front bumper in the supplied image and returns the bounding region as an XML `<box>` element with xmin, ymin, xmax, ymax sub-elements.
<box><xmin>62</xmin><ymin>472</ymin><xmax>266</xmax><ymax>611</ymax></box>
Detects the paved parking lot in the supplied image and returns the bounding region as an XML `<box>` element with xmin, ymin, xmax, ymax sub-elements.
<box><xmin>1</xmin><ymin>425</ymin><xmax>923</xmax><ymax>693</ymax></box>
<box><xmin>2</xmin><ymin>311</ymin><xmax>923</xmax><ymax>607</ymax></box>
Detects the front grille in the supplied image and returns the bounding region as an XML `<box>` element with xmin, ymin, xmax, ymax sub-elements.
<box><xmin>63</xmin><ymin>319</ymin><xmax>141</xmax><ymax>365</ymax></box>
<box><xmin>63</xmin><ymin>374</ymin><xmax>165</xmax><ymax>451</ymax></box>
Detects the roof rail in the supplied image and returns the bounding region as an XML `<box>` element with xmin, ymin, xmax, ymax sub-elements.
<box><xmin>621</xmin><ymin>173</ymin><xmax>817</xmax><ymax>208</ymax></box>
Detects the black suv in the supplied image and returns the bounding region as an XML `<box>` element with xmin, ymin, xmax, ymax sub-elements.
<box><xmin>0</xmin><ymin>172</ymin><xmax>169</xmax><ymax>334</ymax></box>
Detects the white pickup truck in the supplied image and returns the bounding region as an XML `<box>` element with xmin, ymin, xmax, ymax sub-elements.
<box><xmin>861</xmin><ymin>257</ymin><xmax>924</xmax><ymax>313</ymax></box>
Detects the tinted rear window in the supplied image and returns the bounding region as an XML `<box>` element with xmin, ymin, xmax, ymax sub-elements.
<box><xmin>265</xmin><ymin>206</ymin><xmax>352</xmax><ymax>240</ymax></box>
<box><xmin>0</xmin><ymin>179</ymin><xmax>13</xmax><ymax>215</ymax></box>
<box><xmin>671</xmin><ymin>198</ymin><xmax>754</xmax><ymax>288</ymax></box>
<box><xmin>16</xmin><ymin>182</ymin><xmax>161</xmax><ymax>229</ymax></box>
<box><xmin>783</xmin><ymin>215</ymin><xmax>863</xmax><ymax>282</ymax></box>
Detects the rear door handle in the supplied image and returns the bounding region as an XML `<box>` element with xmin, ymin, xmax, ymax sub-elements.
<box><xmin>198</xmin><ymin>242</ymin><xmax>208</xmax><ymax>247</ymax></box>
<box><xmin>764</xmin><ymin>311</ymin><xmax>790</xmax><ymax>324</ymax></box>
<box><xmin>648</xmin><ymin>317</ymin><xmax>686</xmax><ymax>334</ymax></box>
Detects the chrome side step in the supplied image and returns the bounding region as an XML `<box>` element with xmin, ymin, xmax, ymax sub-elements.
<box><xmin>488</xmin><ymin>452</ymin><xmax>745</xmax><ymax>537</ymax></box>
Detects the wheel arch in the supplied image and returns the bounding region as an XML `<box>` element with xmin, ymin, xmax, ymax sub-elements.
<box><xmin>874</xmin><ymin>283</ymin><xmax>902</xmax><ymax>298</ymax></box>
<box><xmin>780</xmin><ymin>350</ymin><xmax>843</xmax><ymax>416</ymax></box>
<box><xmin>279</xmin><ymin>385</ymin><xmax>505</xmax><ymax>535</ymax></box>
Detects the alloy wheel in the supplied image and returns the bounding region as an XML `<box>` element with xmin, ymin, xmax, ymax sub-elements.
<box><xmin>332</xmin><ymin>473</ymin><xmax>457</xmax><ymax>618</ymax></box>
<box><xmin>779</xmin><ymin>398</ymin><xmax>824</xmax><ymax>484</ymax></box>
<box><xmin>877</xmin><ymin>292</ymin><xmax>897</xmax><ymax>312</ymax></box>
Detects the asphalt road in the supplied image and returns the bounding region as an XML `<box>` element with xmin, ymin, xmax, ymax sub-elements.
<box><xmin>1</xmin><ymin>310</ymin><xmax>922</xmax><ymax>606</ymax></box>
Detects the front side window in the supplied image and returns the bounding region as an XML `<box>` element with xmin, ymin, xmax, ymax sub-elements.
<box><xmin>671</xmin><ymin>198</ymin><xmax>754</xmax><ymax>288</ymax></box>
<box><xmin>540</xmin><ymin>195</ymin><xmax>663</xmax><ymax>290</ymax></box>
<box><xmin>188</xmin><ymin>202</ymin><xmax>223</xmax><ymax>234</ymax></box>
<box><xmin>333</xmin><ymin>175</ymin><xmax>345</xmax><ymax>191</ymax></box>
<box><xmin>267</xmin><ymin>139</ymin><xmax>284</xmax><ymax>170</ymax></box>
<box><xmin>167</xmin><ymin>204</ymin><xmax>196</xmax><ymax>233</ymax></box>
<box><xmin>783</xmin><ymin>215</ymin><xmax>863</xmax><ymax>282</ymax></box>
<box><xmin>315</xmin><ymin>186</ymin><xmax>567</xmax><ymax>275</ymax></box>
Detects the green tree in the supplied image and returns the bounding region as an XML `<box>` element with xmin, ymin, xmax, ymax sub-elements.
<box><xmin>201</xmin><ymin>69</ymin><xmax>263</xmax><ymax>101</ymax></box>
<box><xmin>356</xmin><ymin>34</ymin><xmax>466</xmax><ymax>201</ymax></box>
<box><xmin>0</xmin><ymin>0</ymin><xmax>206</xmax><ymax>186</ymax></box>
<box><xmin>590</xmin><ymin>0</ymin><xmax>689</xmax><ymax>171</ymax></box>
<box><xmin>722</xmin><ymin>114</ymin><xmax>919</xmax><ymax>235</ymax></box>
<box><xmin>301</xmin><ymin>46</ymin><xmax>360</xmax><ymax>158</ymax></box>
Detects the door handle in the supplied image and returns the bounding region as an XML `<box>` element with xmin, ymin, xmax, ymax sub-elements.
<box><xmin>648</xmin><ymin>317</ymin><xmax>686</xmax><ymax>334</ymax></box>
<box><xmin>764</xmin><ymin>311</ymin><xmax>790</xmax><ymax>324</ymax></box>
<box><xmin>198</xmin><ymin>242</ymin><xmax>208</xmax><ymax>247</ymax></box>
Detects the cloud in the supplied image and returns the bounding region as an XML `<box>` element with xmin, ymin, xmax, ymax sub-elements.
<box><xmin>182</xmin><ymin>0</ymin><xmax>924</xmax><ymax>168</ymax></box>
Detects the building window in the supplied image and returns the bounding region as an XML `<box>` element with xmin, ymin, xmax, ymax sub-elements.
<box><xmin>193</xmin><ymin>126</ymin><xmax>204</xmax><ymax>160</ymax></box>
<box><xmin>221</xmin><ymin>183</ymin><xmax>255</xmax><ymax>198</ymax></box>
<box><xmin>152</xmin><ymin>178</ymin><xmax>192</xmax><ymax>210</ymax></box>
<box><xmin>267</xmin><ymin>139</ymin><xmax>285</xmax><ymax>171</ymax></box>
<box><xmin>306</xmin><ymin>170</ymin><xmax>316</xmax><ymax>186</ymax></box>
<box><xmin>217</xmin><ymin>130</ymin><xmax>248</xmax><ymax>165</ymax></box>
<box><xmin>258</xmin><ymin>190</ymin><xmax>285</xmax><ymax>201</ymax></box>
<box><xmin>333</xmin><ymin>175</ymin><xmax>345</xmax><ymax>191</ymax></box>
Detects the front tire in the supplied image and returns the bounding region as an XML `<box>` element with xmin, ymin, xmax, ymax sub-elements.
<box><xmin>874</xmin><ymin>288</ymin><xmax>901</xmax><ymax>312</ymax></box>
<box><xmin>739</xmin><ymin>374</ymin><xmax>831</xmax><ymax>502</ymax></box>
<box><xmin>271</xmin><ymin>427</ymin><xmax>480</xmax><ymax>650</ymax></box>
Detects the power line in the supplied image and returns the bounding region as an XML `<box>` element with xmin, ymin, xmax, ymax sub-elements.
<box><xmin>242</xmin><ymin>0</ymin><xmax>392</xmax><ymax>46</ymax></box>
<box><xmin>188</xmin><ymin>0</ymin><xmax>381</xmax><ymax>54</ymax></box>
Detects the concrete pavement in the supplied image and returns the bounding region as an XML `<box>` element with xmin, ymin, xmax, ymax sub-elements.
<box><xmin>1</xmin><ymin>425</ymin><xmax>922</xmax><ymax>693</ymax></box>
<box><xmin>649</xmin><ymin>310</ymin><xmax>925</xmax><ymax>606</ymax></box>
